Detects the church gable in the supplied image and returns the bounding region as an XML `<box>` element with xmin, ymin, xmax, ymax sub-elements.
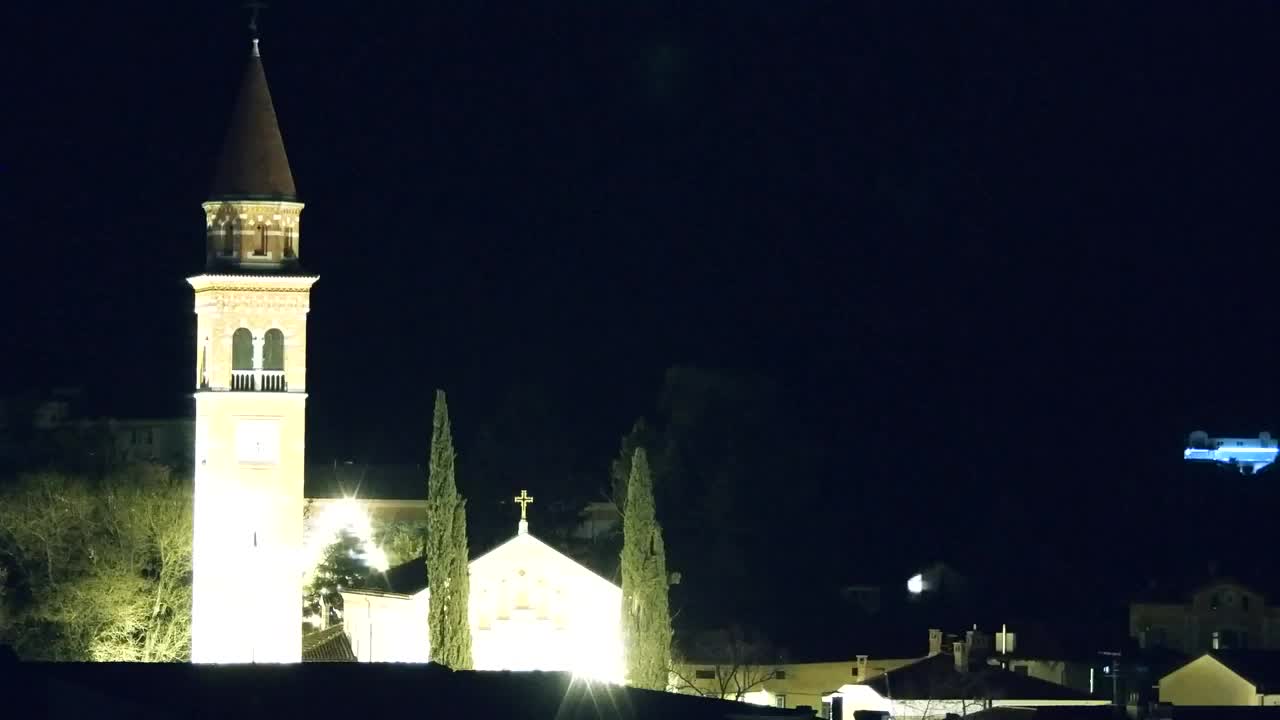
<box><xmin>468</xmin><ymin>532</ymin><xmax>620</xmax><ymax>631</ymax></box>
<box><xmin>467</xmin><ymin>531</ymin><xmax>623</xmax><ymax>678</ymax></box>
<box><xmin>337</xmin><ymin>525</ymin><xmax>623</xmax><ymax>679</ymax></box>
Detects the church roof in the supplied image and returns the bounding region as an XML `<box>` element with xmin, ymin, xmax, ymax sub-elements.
<box><xmin>301</xmin><ymin>626</ymin><xmax>356</xmax><ymax>662</ymax></box>
<box><xmin>210</xmin><ymin>42</ymin><xmax>297</xmax><ymax>201</ymax></box>
<box><xmin>376</xmin><ymin>557</ymin><xmax>430</xmax><ymax>596</ymax></box>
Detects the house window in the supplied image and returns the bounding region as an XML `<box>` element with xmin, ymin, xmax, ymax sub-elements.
<box><xmin>776</xmin><ymin>695</ymin><xmax>787</xmax><ymax>708</ymax></box>
<box><xmin>774</xmin><ymin>669</ymin><xmax>787</xmax><ymax>680</ymax></box>
<box><xmin>695</xmin><ymin>669</ymin><xmax>716</xmax><ymax>680</ymax></box>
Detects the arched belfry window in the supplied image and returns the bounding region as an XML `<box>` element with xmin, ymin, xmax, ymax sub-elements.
<box><xmin>232</xmin><ymin>329</ymin><xmax>254</xmax><ymax>370</ymax></box>
<box><xmin>254</xmin><ymin>225</ymin><xmax>268</xmax><ymax>256</ymax></box>
<box><xmin>231</xmin><ymin>328</ymin><xmax>254</xmax><ymax>391</ymax></box>
<box><xmin>263</xmin><ymin>329</ymin><xmax>284</xmax><ymax>371</ymax></box>
<box><xmin>222</xmin><ymin>223</ymin><xmax>235</xmax><ymax>255</ymax></box>
<box><xmin>284</xmin><ymin>227</ymin><xmax>295</xmax><ymax>258</ymax></box>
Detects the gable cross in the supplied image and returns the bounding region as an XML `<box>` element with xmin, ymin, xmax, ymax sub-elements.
<box><xmin>513</xmin><ymin>489</ymin><xmax>534</xmax><ymax>520</ymax></box>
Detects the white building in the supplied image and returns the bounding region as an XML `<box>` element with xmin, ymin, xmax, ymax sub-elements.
<box><xmin>340</xmin><ymin>515</ymin><xmax>624</xmax><ymax>683</ymax></box>
<box><xmin>1159</xmin><ymin>651</ymin><xmax>1280</xmax><ymax>706</ymax></box>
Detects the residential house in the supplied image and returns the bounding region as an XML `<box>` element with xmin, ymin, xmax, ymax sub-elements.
<box><xmin>822</xmin><ymin>643</ymin><xmax>1109</xmax><ymax>720</ymax></box>
<box><xmin>1159</xmin><ymin>651</ymin><xmax>1280</xmax><ymax>706</ymax></box>
<box><xmin>1132</xmin><ymin>579</ymin><xmax>1280</xmax><ymax>653</ymax></box>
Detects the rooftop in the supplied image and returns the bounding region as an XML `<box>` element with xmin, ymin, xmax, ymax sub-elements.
<box><xmin>862</xmin><ymin>653</ymin><xmax>1095</xmax><ymax>701</ymax></box>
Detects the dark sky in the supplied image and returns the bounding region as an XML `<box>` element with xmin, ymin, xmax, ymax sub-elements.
<box><xmin>8</xmin><ymin>2</ymin><xmax>1280</xmax><ymax>628</ymax></box>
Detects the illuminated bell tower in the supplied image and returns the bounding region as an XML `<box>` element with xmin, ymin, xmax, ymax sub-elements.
<box><xmin>189</xmin><ymin>34</ymin><xmax>316</xmax><ymax>663</ymax></box>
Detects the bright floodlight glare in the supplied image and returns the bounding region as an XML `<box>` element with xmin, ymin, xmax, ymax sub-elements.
<box><xmin>303</xmin><ymin>496</ymin><xmax>391</xmax><ymax>579</ymax></box>
<box><xmin>907</xmin><ymin>573</ymin><xmax>924</xmax><ymax>594</ymax></box>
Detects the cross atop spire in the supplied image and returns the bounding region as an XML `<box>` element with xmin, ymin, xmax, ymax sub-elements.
<box><xmin>514</xmin><ymin>490</ymin><xmax>534</xmax><ymax>535</ymax></box>
<box><xmin>246</xmin><ymin>1</ymin><xmax>267</xmax><ymax>41</ymax></box>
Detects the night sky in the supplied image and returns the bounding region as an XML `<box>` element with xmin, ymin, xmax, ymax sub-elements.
<box><xmin>8</xmin><ymin>2</ymin><xmax>1280</xmax><ymax>638</ymax></box>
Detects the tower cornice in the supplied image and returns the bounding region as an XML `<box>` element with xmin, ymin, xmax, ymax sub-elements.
<box><xmin>188</xmin><ymin>274</ymin><xmax>318</xmax><ymax>293</ymax></box>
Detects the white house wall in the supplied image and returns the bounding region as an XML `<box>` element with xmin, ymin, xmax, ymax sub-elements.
<box><xmin>1160</xmin><ymin>655</ymin><xmax>1259</xmax><ymax>706</ymax></box>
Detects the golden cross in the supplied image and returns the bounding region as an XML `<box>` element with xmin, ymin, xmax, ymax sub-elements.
<box><xmin>513</xmin><ymin>489</ymin><xmax>534</xmax><ymax>520</ymax></box>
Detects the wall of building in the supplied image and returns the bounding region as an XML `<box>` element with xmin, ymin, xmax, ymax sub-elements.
<box><xmin>1132</xmin><ymin>582</ymin><xmax>1280</xmax><ymax>653</ymax></box>
<box><xmin>340</xmin><ymin>591</ymin><xmax>430</xmax><ymax>663</ymax></box>
<box><xmin>1159</xmin><ymin>655</ymin><xmax>1259</xmax><ymax>706</ymax></box>
<box><xmin>104</xmin><ymin>419</ymin><xmax>194</xmax><ymax>468</ymax></box>
<box><xmin>469</xmin><ymin>533</ymin><xmax>623</xmax><ymax>682</ymax></box>
<box><xmin>675</xmin><ymin>658</ymin><xmax>919</xmax><ymax>709</ymax></box>
<box><xmin>191</xmin><ymin>390</ymin><xmax>307</xmax><ymax>663</ymax></box>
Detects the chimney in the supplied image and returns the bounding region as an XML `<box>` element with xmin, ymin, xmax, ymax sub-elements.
<box><xmin>996</xmin><ymin>624</ymin><xmax>1016</xmax><ymax>655</ymax></box>
<box><xmin>954</xmin><ymin>640</ymin><xmax>969</xmax><ymax>673</ymax></box>
<box><xmin>929</xmin><ymin>628</ymin><xmax>943</xmax><ymax>656</ymax></box>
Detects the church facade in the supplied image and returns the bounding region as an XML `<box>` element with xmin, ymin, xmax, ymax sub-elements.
<box><xmin>341</xmin><ymin>513</ymin><xmax>625</xmax><ymax>683</ymax></box>
<box><xmin>190</xmin><ymin>37</ymin><xmax>316</xmax><ymax>664</ymax></box>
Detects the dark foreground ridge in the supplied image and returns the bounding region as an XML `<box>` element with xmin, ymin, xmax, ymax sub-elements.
<box><xmin>11</xmin><ymin>659</ymin><xmax>815</xmax><ymax>720</ymax></box>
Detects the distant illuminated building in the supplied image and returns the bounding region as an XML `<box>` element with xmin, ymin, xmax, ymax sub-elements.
<box><xmin>1183</xmin><ymin>430</ymin><xmax>1277</xmax><ymax>474</ymax></box>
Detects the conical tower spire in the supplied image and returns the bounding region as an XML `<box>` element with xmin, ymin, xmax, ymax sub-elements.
<box><xmin>201</xmin><ymin>3</ymin><xmax>306</xmax><ymax>273</ymax></box>
<box><xmin>209</xmin><ymin>7</ymin><xmax>295</xmax><ymax>202</ymax></box>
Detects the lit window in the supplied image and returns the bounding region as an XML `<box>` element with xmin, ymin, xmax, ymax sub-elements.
<box><xmin>776</xmin><ymin>695</ymin><xmax>787</xmax><ymax>708</ymax></box>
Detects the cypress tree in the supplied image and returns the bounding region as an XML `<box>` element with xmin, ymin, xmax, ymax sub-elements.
<box><xmin>426</xmin><ymin>389</ymin><xmax>474</xmax><ymax>669</ymax></box>
<box><xmin>621</xmin><ymin>447</ymin><xmax>672</xmax><ymax>690</ymax></box>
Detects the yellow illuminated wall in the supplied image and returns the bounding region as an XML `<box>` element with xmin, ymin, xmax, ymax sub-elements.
<box><xmin>1159</xmin><ymin>654</ymin><xmax>1263</xmax><ymax>706</ymax></box>
<box><xmin>340</xmin><ymin>528</ymin><xmax>624</xmax><ymax>683</ymax></box>
<box><xmin>189</xmin><ymin>265</ymin><xmax>317</xmax><ymax>664</ymax></box>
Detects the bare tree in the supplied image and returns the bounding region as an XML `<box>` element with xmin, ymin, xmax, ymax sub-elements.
<box><xmin>0</xmin><ymin>464</ymin><xmax>192</xmax><ymax>661</ymax></box>
<box><xmin>670</xmin><ymin>625</ymin><xmax>786</xmax><ymax>701</ymax></box>
<box><xmin>886</xmin><ymin>659</ymin><xmax>994</xmax><ymax>719</ymax></box>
